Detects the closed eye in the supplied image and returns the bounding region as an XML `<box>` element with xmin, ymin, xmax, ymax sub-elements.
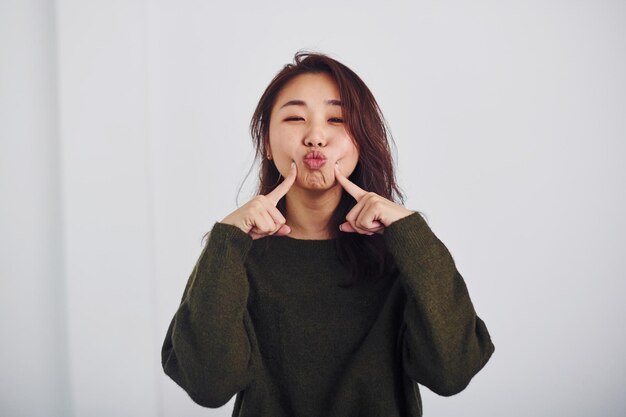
<box><xmin>284</xmin><ymin>117</ymin><xmax>344</xmax><ymax>123</ymax></box>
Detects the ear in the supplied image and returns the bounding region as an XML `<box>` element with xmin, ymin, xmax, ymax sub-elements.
<box><xmin>265</xmin><ymin>135</ymin><xmax>272</xmax><ymax>158</ymax></box>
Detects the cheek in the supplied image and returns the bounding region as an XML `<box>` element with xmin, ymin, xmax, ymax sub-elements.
<box><xmin>268</xmin><ymin>129</ymin><xmax>289</xmax><ymax>153</ymax></box>
<box><xmin>340</xmin><ymin>140</ymin><xmax>359</xmax><ymax>161</ymax></box>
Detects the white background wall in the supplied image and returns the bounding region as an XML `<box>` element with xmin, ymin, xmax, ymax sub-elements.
<box><xmin>1</xmin><ymin>0</ymin><xmax>625</xmax><ymax>416</ymax></box>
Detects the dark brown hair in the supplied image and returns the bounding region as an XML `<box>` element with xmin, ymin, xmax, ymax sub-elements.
<box><xmin>244</xmin><ymin>50</ymin><xmax>409</xmax><ymax>288</ymax></box>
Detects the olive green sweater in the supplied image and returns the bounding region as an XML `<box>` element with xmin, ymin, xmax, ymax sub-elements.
<box><xmin>161</xmin><ymin>211</ymin><xmax>495</xmax><ymax>416</ymax></box>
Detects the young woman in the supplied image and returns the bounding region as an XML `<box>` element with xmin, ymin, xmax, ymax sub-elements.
<box><xmin>161</xmin><ymin>51</ymin><xmax>495</xmax><ymax>417</ymax></box>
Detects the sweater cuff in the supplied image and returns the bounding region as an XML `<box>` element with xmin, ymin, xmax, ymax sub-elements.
<box><xmin>383</xmin><ymin>211</ymin><xmax>438</xmax><ymax>263</ymax></box>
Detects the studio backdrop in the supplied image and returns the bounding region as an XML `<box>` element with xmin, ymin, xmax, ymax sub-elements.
<box><xmin>1</xmin><ymin>0</ymin><xmax>625</xmax><ymax>416</ymax></box>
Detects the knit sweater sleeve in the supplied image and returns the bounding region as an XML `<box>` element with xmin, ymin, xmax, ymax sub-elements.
<box><xmin>161</xmin><ymin>221</ymin><xmax>258</xmax><ymax>408</ymax></box>
<box><xmin>383</xmin><ymin>211</ymin><xmax>495</xmax><ymax>396</ymax></box>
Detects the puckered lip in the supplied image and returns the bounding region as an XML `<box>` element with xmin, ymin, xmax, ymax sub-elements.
<box><xmin>303</xmin><ymin>150</ymin><xmax>327</xmax><ymax>160</ymax></box>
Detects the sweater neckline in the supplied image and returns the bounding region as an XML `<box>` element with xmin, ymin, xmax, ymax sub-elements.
<box><xmin>266</xmin><ymin>235</ymin><xmax>338</xmax><ymax>249</ymax></box>
<box><xmin>281</xmin><ymin>235</ymin><xmax>337</xmax><ymax>242</ymax></box>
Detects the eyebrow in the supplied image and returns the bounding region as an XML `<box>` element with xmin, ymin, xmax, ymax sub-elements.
<box><xmin>279</xmin><ymin>99</ymin><xmax>343</xmax><ymax>109</ymax></box>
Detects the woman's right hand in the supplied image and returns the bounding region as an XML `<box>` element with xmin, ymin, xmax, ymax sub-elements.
<box><xmin>220</xmin><ymin>161</ymin><xmax>297</xmax><ymax>240</ymax></box>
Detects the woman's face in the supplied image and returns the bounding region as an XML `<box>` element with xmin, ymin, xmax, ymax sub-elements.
<box><xmin>268</xmin><ymin>72</ymin><xmax>359</xmax><ymax>191</ymax></box>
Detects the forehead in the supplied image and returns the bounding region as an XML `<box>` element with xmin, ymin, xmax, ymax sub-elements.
<box><xmin>274</xmin><ymin>73</ymin><xmax>340</xmax><ymax>107</ymax></box>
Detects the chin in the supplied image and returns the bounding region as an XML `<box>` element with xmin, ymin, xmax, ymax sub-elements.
<box><xmin>299</xmin><ymin>179</ymin><xmax>332</xmax><ymax>190</ymax></box>
<box><xmin>303</xmin><ymin>182</ymin><xmax>328</xmax><ymax>189</ymax></box>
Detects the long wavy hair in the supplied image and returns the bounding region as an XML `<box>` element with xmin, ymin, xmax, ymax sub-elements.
<box><xmin>257</xmin><ymin>50</ymin><xmax>413</xmax><ymax>288</ymax></box>
<box><xmin>212</xmin><ymin>50</ymin><xmax>411</xmax><ymax>287</ymax></box>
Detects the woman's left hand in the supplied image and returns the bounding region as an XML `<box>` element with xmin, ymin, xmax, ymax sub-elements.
<box><xmin>334</xmin><ymin>162</ymin><xmax>414</xmax><ymax>235</ymax></box>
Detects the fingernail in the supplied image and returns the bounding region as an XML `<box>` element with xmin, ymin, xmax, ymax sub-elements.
<box><xmin>339</xmin><ymin>224</ymin><xmax>343</xmax><ymax>231</ymax></box>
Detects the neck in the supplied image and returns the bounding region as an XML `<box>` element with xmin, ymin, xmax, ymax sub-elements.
<box><xmin>284</xmin><ymin>185</ymin><xmax>342</xmax><ymax>240</ymax></box>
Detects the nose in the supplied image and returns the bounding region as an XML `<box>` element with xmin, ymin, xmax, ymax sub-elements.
<box><xmin>305</xmin><ymin>137</ymin><xmax>325</xmax><ymax>147</ymax></box>
<box><xmin>303</xmin><ymin>118</ymin><xmax>328</xmax><ymax>147</ymax></box>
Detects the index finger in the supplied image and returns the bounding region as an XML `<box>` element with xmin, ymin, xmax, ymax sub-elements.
<box><xmin>334</xmin><ymin>162</ymin><xmax>367</xmax><ymax>200</ymax></box>
<box><xmin>265</xmin><ymin>161</ymin><xmax>297</xmax><ymax>206</ymax></box>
